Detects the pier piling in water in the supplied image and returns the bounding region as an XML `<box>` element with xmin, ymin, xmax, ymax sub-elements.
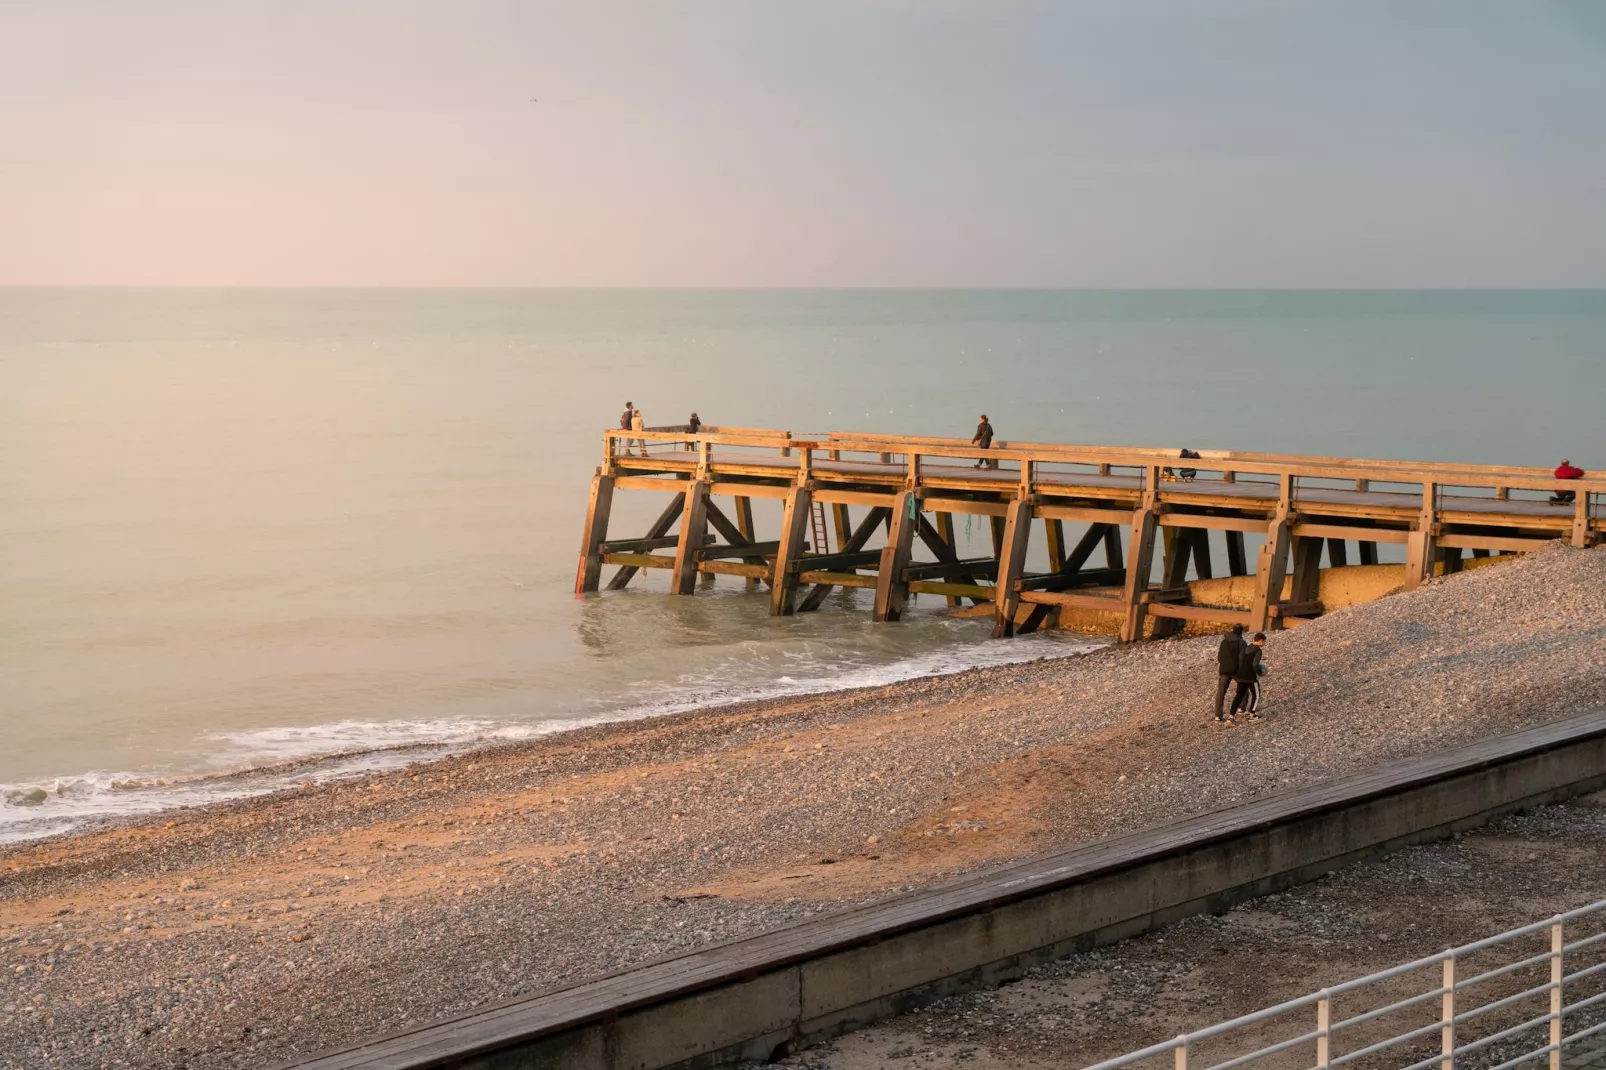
<box><xmin>576</xmin><ymin>426</ymin><xmax>1604</xmax><ymax>641</ymax></box>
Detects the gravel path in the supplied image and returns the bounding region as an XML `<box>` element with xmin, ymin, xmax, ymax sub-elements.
<box><xmin>2</xmin><ymin>544</ymin><xmax>1604</xmax><ymax>1070</ymax></box>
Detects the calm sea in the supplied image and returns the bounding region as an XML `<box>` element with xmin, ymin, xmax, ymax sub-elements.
<box><xmin>3</xmin><ymin>289</ymin><xmax>1603</xmax><ymax>840</ymax></box>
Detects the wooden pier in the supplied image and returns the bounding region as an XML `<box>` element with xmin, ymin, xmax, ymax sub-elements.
<box><xmin>575</xmin><ymin>427</ymin><xmax>1602</xmax><ymax>642</ymax></box>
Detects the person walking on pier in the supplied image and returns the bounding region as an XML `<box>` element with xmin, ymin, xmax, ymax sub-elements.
<box><xmin>1214</xmin><ymin>624</ymin><xmax>1246</xmax><ymax>722</ymax></box>
<box><xmin>1552</xmin><ymin>459</ymin><xmax>1584</xmax><ymax>505</ymax></box>
<box><xmin>972</xmin><ymin>415</ymin><xmax>996</xmax><ymax>469</ymax></box>
<box><xmin>1230</xmin><ymin>632</ymin><xmax>1267</xmax><ymax>721</ymax></box>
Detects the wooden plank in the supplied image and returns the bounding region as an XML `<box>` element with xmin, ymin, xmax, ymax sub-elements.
<box><xmin>991</xmin><ymin>498</ymin><xmax>1035</xmax><ymax>638</ymax></box>
<box><xmin>1119</xmin><ymin>469</ymin><xmax>1160</xmax><ymax>643</ymax></box>
<box><xmin>1434</xmin><ymin>533</ymin><xmax>1557</xmax><ymax>553</ymax></box>
<box><xmin>605</xmin><ymin>496</ymin><xmax>685</xmax><ymax>590</ymax></box>
<box><xmin>903</xmin><ymin>558</ymin><xmax>997</xmax><ymax>581</ymax></box>
<box><xmin>1290</xmin><ymin>523</ymin><xmax>1409</xmax><ymax>545</ymax></box>
<box><xmin>909</xmin><ymin>580</ymin><xmax>995</xmax><ymax>600</ymax></box>
<box><xmin>1015</xmin><ymin>567</ymin><xmax>1125</xmax><ymax>592</ymax></box>
<box><xmin>770</xmin><ymin>484</ymin><xmax>813</xmax><ymax>616</ymax></box>
<box><xmin>1036</xmin><ymin>504</ymin><xmax>1133</xmax><ymax>526</ymax></box>
<box><xmin>709</xmin><ymin>481</ymin><xmax>790</xmax><ymax>501</ymax></box>
<box><xmin>1269</xmin><ymin>600</ymin><xmax>1324</xmax><ymax>618</ymax></box>
<box><xmin>794</xmin><ymin>550</ymin><xmax>882</xmax><ymax>572</ymax></box>
<box><xmin>1018</xmin><ymin>590</ymin><xmax>1125</xmax><ymax>612</ymax></box>
<box><xmin>812</xmin><ymin>489</ymin><xmax>900</xmax><ymax>508</ymax></box>
<box><xmin>600</xmin><ymin>552</ymin><xmax>675</xmax><ymax>569</ymax></box>
<box><xmin>696</xmin><ymin>541</ymin><xmax>781</xmax><ymax>560</ymax></box>
<box><xmin>797</xmin><ymin>571</ymin><xmax>878</xmax><ymax>588</ymax></box>
<box><xmin>1155</xmin><ymin>513</ymin><xmax>1270</xmax><ymax>534</ymax></box>
<box><xmin>922</xmin><ymin>497</ymin><xmax>1009</xmax><ymax>518</ymax></box>
<box><xmin>697</xmin><ymin>561</ymin><xmax>772</xmax><ymax>578</ymax></box>
<box><xmin>613</xmin><ymin>475</ymin><xmax>692</xmax><ymax>492</ymax></box>
<box><xmin>573</xmin><ymin>472</ymin><xmax>615</xmax><ymax>595</ymax></box>
<box><xmin>874</xmin><ymin>491</ymin><xmax>918</xmax><ymax>622</ymax></box>
<box><xmin>600</xmin><ymin>535</ymin><xmax>683</xmax><ymax>553</ymax></box>
<box><xmin>1145</xmin><ymin>603</ymin><xmax>1255</xmax><ymax>626</ymax></box>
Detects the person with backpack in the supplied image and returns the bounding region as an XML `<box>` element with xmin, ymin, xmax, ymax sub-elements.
<box><xmin>618</xmin><ymin>402</ymin><xmax>635</xmax><ymax>455</ymax></box>
<box><xmin>972</xmin><ymin>415</ymin><xmax>996</xmax><ymax>469</ymax></box>
<box><xmin>1230</xmin><ymin>632</ymin><xmax>1268</xmax><ymax>721</ymax></box>
<box><xmin>1214</xmin><ymin>624</ymin><xmax>1245</xmax><ymax>722</ymax></box>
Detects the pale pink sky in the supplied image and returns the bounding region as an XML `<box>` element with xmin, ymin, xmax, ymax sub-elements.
<box><xmin>4</xmin><ymin>1</ymin><xmax>1606</xmax><ymax>287</ymax></box>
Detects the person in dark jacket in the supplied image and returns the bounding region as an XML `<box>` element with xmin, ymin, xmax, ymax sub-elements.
<box><xmin>684</xmin><ymin>412</ymin><xmax>702</xmax><ymax>451</ymax></box>
<box><xmin>1551</xmin><ymin>459</ymin><xmax>1584</xmax><ymax>505</ymax></box>
<box><xmin>1230</xmin><ymin>632</ymin><xmax>1267</xmax><ymax>720</ymax></box>
<box><xmin>1214</xmin><ymin>624</ymin><xmax>1245</xmax><ymax>722</ymax></box>
<box><xmin>972</xmin><ymin>415</ymin><xmax>995</xmax><ymax>469</ymax></box>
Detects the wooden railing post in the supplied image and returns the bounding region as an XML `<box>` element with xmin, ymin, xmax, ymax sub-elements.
<box><xmin>1250</xmin><ymin>474</ymin><xmax>1294</xmax><ymax>630</ymax></box>
<box><xmin>1315</xmin><ymin>991</ymin><xmax>1331</xmax><ymax>1069</ymax></box>
<box><xmin>1551</xmin><ymin>920</ymin><xmax>1564</xmax><ymax>1070</ymax></box>
<box><xmin>1441</xmin><ymin>955</ymin><xmax>1456</xmax><ymax>1069</ymax></box>
<box><xmin>1574</xmin><ymin>493</ymin><xmax>1593</xmax><ymax>548</ymax></box>
<box><xmin>574</xmin><ymin>470</ymin><xmax>615</xmax><ymax>595</ymax></box>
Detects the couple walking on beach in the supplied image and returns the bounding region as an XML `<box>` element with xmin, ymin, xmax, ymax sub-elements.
<box><xmin>1214</xmin><ymin>624</ymin><xmax>1267</xmax><ymax>724</ymax></box>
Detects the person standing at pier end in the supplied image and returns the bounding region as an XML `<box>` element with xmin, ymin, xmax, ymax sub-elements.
<box><xmin>685</xmin><ymin>411</ymin><xmax>701</xmax><ymax>451</ymax></box>
<box><xmin>972</xmin><ymin>414</ymin><xmax>995</xmax><ymax>468</ymax></box>
<box><xmin>618</xmin><ymin>401</ymin><xmax>635</xmax><ymax>455</ymax></box>
<box><xmin>631</xmin><ymin>406</ymin><xmax>647</xmax><ymax>456</ymax></box>
<box><xmin>1214</xmin><ymin>624</ymin><xmax>1246</xmax><ymax>722</ymax></box>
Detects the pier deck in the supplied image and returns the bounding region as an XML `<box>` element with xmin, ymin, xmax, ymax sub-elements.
<box><xmin>578</xmin><ymin>428</ymin><xmax>1603</xmax><ymax>641</ymax></box>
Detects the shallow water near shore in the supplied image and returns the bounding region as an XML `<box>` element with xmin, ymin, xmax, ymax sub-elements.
<box><xmin>3</xmin><ymin>288</ymin><xmax>1604</xmax><ymax>840</ymax></box>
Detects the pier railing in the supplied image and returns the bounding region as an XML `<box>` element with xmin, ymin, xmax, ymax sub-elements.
<box><xmin>580</xmin><ymin>426</ymin><xmax>1602</xmax><ymax>640</ymax></box>
<box><xmin>1078</xmin><ymin>898</ymin><xmax>1606</xmax><ymax>1070</ymax></box>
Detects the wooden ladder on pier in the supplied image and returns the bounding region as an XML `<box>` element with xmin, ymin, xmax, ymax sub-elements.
<box><xmin>809</xmin><ymin>500</ymin><xmax>830</xmax><ymax>555</ymax></box>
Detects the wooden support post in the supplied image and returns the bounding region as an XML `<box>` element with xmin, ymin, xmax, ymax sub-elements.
<box><xmin>1471</xmin><ymin>547</ymin><xmax>1490</xmax><ymax>559</ymax></box>
<box><xmin>1190</xmin><ymin>528</ymin><xmax>1214</xmax><ymax>580</ymax></box>
<box><xmin>770</xmin><ymin>483</ymin><xmax>814</xmax><ymax>616</ymax></box>
<box><xmin>1119</xmin><ymin>468</ymin><xmax>1160</xmax><ymax>643</ymax></box>
<box><xmin>1045</xmin><ymin>518</ymin><xmax>1067</xmax><ymax>573</ymax></box>
<box><xmin>735</xmin><ymin>496</ymin><xmax>758</xmax><ymax>590</ymax></box>
<box><xmin>832</xmin><ymin>504</ymin><xmax>853</xmax><ymax>555</ymax></box>
<box><xmin>1575</xmin><ymin>493</ymin><xmax>1594</xmax><ymax>548</ymax></box>
<box><xmin>1290</xmin><ymin>536</ymin><xmax>1324</xmax><ymax>604</ymax></box>
<box><xmin>989</xmin><ymin>515</ymin><xmax>1006</xmax><ymax>559</ymax></box>
<box><xmin>1403</xmin><ymin>482</ymin><xmax>1438</xmax><ymax>591</ymax></box>
<box><xmin>1150</xmin><ymin>525</ymin><xmax>1196</xmax><ymax>638</ymax></box>
<box><xmin>1250</xmin><ymin>475</ymin><xmax>1294</xmax><ymax>631</ymax></box>
<box><xmin>705</xmin><ymin>497</ymin><xmax>770</xmax><ymax>590</ymax></box>
<box><xmin>1225</xmin><ymin>529</ymin><xmax>1248</xmax><ymax>577</ymax></box>
<box><xmin>1439</xmin><ymin>545</ymin><xmax>1464</xmax><ymax>575</ymax></box>
<box><xmin>606</xmin><ymin>495</ymin><xmax>685</xmax><ymax>590</ymax></box>
<box><xmin>670</xmin><ymin>480</ymin><xmax>710</xmax><ymax>595</ymax></box>
<box><xmin>574</xmin><ymin>471</ymin><xmax>615</xmax><ymax>594</ymax></box>
<box><xmin>874</xmin><ymin>492</ymin><xmax>918</xmax><ymax>622</ymax></box>
<box><xmin>935</xmin><ymin>512</ymin><xmax>961</xmax><ymax>606</ymax></box>
<box><xmin>1358</xmin><ymin>540</ymin><xmax>1379</xmax><ymax>566</ymax></box>
<box><xmin>991</xmin><ymin>498</ymin><xmax>1035</xmax><ymax>638</ymax></box>
<box><xmin>1326</xmin><ymin>538</ymin><xmax>1348</xmax><ymax>568</ymax></box>
<box><xmin>1103</xmin><ymin>524</ymin><xmax>1125</xmax><ymax>570</ymax></box>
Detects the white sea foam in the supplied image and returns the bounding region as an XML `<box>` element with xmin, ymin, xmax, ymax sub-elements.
<box><xmin>0</xmin><ymin>633</ymin><xmax>1102</xmax><ymax>845</ymax></box>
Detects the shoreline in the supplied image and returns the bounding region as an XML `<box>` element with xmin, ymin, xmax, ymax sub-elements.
<box><xmin>0</xmin><ymin>631</ymin><xmax>1104</xmax><ymax>846</ymax></box>
<box><xmin>2</xmin><ymin>545</ymin><xmax>1603</xmax><ymax>1070</ymax></box>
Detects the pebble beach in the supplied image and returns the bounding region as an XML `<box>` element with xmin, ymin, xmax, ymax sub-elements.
<box><xmin>3</xmin><ymin>544</ymin><xmax>1605</xmax><ymax>1070</ymax></box>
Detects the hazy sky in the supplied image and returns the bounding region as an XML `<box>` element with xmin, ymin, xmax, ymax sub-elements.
<box><xmin>4</xmin><ymin>1</ymin><xmax>1606</xmax><ymax>287</ymax></box>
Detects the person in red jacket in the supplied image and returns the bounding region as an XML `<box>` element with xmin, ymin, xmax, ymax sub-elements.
<box><xmin>1552</xmin><ymin>459</ymin><xmax>1585</xmax><ymax>505</ymax></box>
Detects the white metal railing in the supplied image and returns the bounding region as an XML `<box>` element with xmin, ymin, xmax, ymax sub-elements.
<box><xmin>1079</xmin><ymin>898</ymin><xmax>1606</xmax><ymax>1070</ymax></box>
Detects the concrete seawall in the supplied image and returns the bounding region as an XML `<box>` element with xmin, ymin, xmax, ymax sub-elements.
<box><xmin>285</xmin><ymin>711</ymin><xmax>1606</xmax><ymax>1070</ymax></box>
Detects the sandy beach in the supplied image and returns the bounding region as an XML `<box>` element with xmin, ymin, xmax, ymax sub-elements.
<box><xmin>3</xmin><ymin>544</ymin><xmax>1605</xmax><ymax>1070</ymax></box>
